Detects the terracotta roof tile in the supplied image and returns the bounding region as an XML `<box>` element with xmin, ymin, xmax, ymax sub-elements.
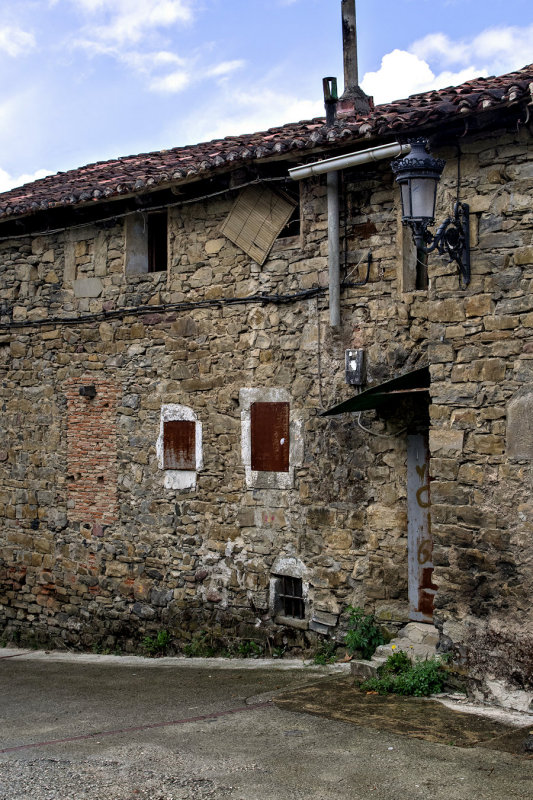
<box><xmin>1</xmin><ymin>63</ymin><xmax>532</xmax><ymax>221</ymax></box>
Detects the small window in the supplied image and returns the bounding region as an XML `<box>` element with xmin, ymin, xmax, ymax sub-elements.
<box><xmin>125</xmin><ymin>211</ymin><xmax>168</xmax><ymax>274</ymax></box>
<box><xmin>163</xmin><ymin>420</ymin><xmax>195</xmax><ymax>470</ymax></box>
<box><xmin>251</xmin><ymin>401</ymin><xmax>289</xmax><ymax>472</ymax></box>
<box><xmin>157</xmin><ymin>404</ymin><xmax>202</xmax><ymax>491</ymax></box>
<box><xmin>276</xmin><ymin>575</ymin><xmax>304</xmax><ymax>619</ymax></box>
<box><xmin>148</xmin><ymin>211</ymin><xmax>168</xmax><ymax>273</ymax></box>
<box><xmin>277</xmin><ymin>194</ymin><xmax>300</xmax><ymax>239</ymax></box>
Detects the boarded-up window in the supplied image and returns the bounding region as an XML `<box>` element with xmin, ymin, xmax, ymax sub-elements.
<box><xmin>220</xmin><ymin>185</ymin><xmax>297</xmax><ymax>265</ymax></box>
<box><xmin>251</xmin><ymin>402</ymin><xmax>289</xmax><ymax>472</ymax></box>
<box><xmin>163</xmin><ymin>420</ymin><xmax>196</xmax><ymax>470</ymax></box>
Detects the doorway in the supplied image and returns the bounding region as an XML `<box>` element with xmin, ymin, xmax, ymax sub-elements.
<box><xmin>407</xmin><ymin>432</ymin><xmax>436</xmax><ymax>622</ymax></box>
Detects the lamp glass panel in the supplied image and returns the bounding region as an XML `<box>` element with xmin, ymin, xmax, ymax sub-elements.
<box><xmin>410</xmin><ymin>176</ymin><xmax>437</xmax><ymax>220</ymax></box>
<box><xmin>400</xmin><ymin>182</ymin><xmax>412</xmax><ymax>219</ymax></box>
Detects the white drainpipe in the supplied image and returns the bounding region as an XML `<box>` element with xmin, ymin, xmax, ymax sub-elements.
<box><xmin>289</xmin><ymin>141</ymin><xmax>411</xmax><ymax>327</ymax></box>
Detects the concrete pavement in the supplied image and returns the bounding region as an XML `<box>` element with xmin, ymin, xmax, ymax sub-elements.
<box><xmin>1</xmin><ymin>648</ymin><xmax>532</xmax><ymax>799</ymax></box>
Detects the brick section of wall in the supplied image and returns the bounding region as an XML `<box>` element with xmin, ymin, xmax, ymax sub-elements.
<box><xmin>64</xmin><ymin>378</ymin><xmax>119</xmax><ymax>525</ymax></box>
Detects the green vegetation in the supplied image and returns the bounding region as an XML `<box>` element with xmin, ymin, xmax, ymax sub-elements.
<box><xmin>142</xmin><ymin>629</ymin><xmax>172</xmax><ymax>657</ymax></box>
<box><xmin>360</xmin><ymin>651</ymin><xmax>448</xmax><ymax>697</ymax></box>
<box><xmin>236</xmin><ymin>640</ymin><xmax>263</xmax><ymax>658</ymax></box>
<box><xmin>344</xmin><ymin>606</ymin><xmax>386</xmax><ymax>660</ymax></box>
<box><xmin>313</xmin><ymin>639</ymin><xmax>337</xmax><ymax>665</ymax></box>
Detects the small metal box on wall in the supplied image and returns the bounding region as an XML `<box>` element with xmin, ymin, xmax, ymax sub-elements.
<box><xmin>345</xmin><ymin>349</ymin><xmax>366</xmax><ymax>386</ymax></box>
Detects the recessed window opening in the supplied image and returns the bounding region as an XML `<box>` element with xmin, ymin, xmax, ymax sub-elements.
<box><xmin>148</xmin><ymin>211</ymin><xmax>168</xmax><ymax>272</ymax></box>
<box><xmin>277</xmin><ymin>575</ymin><xmax>304</xmax><ymax>619</ymax></box>
<box><xmin>278</xmin><ymin>201</ymin><xmax>300</xmax><ymax>239</ymax></box>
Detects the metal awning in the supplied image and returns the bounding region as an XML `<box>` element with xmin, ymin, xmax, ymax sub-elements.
<box><xmin>321</xmin><ymin>366</ymin><xmax>430</xmax><ymax>416</ymax></box>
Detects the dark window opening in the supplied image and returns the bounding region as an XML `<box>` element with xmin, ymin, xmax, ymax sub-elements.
<box><xmin>415</xmin><ymin>247</ymin><xmax>428</xmax><ymax>290</ymax></box>
<box><xmin>276</xmin><ymin>575</ymin><xmax>304</xmax><ymax>619</ymax></box>
<box><xmin>278</xmin><ymin>201</ymin><xmax>300</xmax><ymax>239</ymax></box>
<box><xmin>148</xmin><ymin>211</ymin><xmax>168</xmax><ymax>272</ymax></box>
<box><xmin>163</xmin><ymin>420</ymin><xmax>196</xmax><ymax>470</ymax></box>
<box><xmin>251</xmin><ymin>401</ymin><xmax>290</xmax><ymax>472</ymax></box>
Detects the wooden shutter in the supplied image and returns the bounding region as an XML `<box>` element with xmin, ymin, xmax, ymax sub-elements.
<box><xmin>163</xmin><ymin>420</ymin><xmax>196</xmax><ymax>470</ymax></box>
<box><xmin>220</xmin><ymin>186</ymin><xmax>296</xmax><ymax>265</ymax></box>
<box><xmin>250</xmin><ymin>402</ymin><xmax>290</xmax><ymax>472</ymax></box>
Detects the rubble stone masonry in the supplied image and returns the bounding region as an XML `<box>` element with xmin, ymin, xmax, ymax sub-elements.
<box><xmin>0</xmin><ymin>125</ymin><xmax>532</xmax><ymax>710</ymax></box>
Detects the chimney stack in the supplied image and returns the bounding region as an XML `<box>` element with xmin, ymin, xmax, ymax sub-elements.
<box><xmin>338</xmin><ymin>0</ymin><xmax>372</xmax><ymax>116</ymax></box>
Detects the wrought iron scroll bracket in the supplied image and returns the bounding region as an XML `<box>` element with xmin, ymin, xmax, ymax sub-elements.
<box><xmin>411</xmin><ymin>201</ymin><xmax>470</xmax><ymax>288</ymax></box>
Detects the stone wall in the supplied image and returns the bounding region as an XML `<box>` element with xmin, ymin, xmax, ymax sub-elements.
<box><xmin>0</xmin><ymin>125</ymin><xmax>532</xmax><ymax>709</ymax></box>
<box><xmin>427</xmin><ymin>127</ymin><xmax>533</xmax><ymax>710</ymax></box>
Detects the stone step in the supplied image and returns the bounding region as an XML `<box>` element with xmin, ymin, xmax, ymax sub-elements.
<box><xmin>350</xmin><ymin>656</ymin><xmax>387</xmax><ymax>680</ymax></box>
<box><xmin>375</xmin><ymin>641</ymin><xmax>437</xmax><ymax>661</ymax></box>
<box><xmin>397</xmin><ymin>622</ymin><xmax>439</xmax><ymax>647</ymax></box>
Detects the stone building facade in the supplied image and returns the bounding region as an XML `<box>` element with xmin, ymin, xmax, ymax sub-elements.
<box><xmin>1</xmin><ymin>64</ymin><xmax>532</xmax><ymax>711</ymax></box>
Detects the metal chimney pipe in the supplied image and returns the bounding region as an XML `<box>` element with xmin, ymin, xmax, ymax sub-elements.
<box><xmin>342</xmin><ymin>0</ymin><xmax>358</xmax><ymax>90</ymax></box>
<box><xmin>323</xmin><ymin>77</ymin><xmax>338</xmax><ymax>127</ymax></box>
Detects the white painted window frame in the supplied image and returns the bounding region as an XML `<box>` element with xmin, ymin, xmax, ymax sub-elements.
<box><xmin>239</xmin><ymin>388</ymin><xmax>303</xmax><ymax>490</ymax></box>
<box><xmin>156</xmin><ymin>404</ymin><xmax>202</xmax><ymax>491</ymax></box>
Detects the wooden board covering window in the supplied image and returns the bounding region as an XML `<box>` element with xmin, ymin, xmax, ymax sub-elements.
<box><xmin>220</xmin><ymin>185</ymin><xmax>297</xmax><ymax>265</ymax></box>
<box><xmin>251</xmin><ymin>402</ymin><xmax>290</xmax><ymax>472</ymax></box>
<box><xmin>163</xmin><ymin>420</ymin><xmax>196</xmax><ymax>470</ymax></box>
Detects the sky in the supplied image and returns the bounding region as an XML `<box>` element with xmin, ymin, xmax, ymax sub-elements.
<box><xmin>0</xmin><ymin>0</ymin><xmax>532</xmax><ymax>192</ymax></box>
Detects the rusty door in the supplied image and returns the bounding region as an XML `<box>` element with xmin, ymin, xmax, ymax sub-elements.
<box><xmin>407</xmin><ymin>433</ymin><xmax>436</xmax><ymax>622</ymax></box>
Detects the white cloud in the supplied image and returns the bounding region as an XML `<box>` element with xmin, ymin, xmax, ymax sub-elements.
<box><xmin>206</xmin><ymin>60</ymin><xmax>245</xmax><ymax>78</ymax></box>
<box><xmin>361</xmin><ymin>49</ymin><xmax>483</xmax><ymax>105</ymax></box>
<box><xmin>149</xmin><ymin>69</ymin><xmax>190</xmax><ymax>92</ymax></box>
<box><xmin>181</xmin><ymin>86</ymin><xmax>323</xmax><ymax>144</ymax></box>
<box><xmin>0</xmin><ymin>26</ymin><xmax>36</xmax><ymax>57</ymax></box>
<box><xmin>411</xmin><ymin>24</ymin><xmax>533</xmax><ymax>76</ymax></box>
<box><xmin>0</xmin><ymin>167</ymin><xmax>52</xmax><ymax>193</ymax></box>
<box><xmin>66</xmin><ymin>0</ymin><xmax>193</xmax><ymax>46</ymax></box>
<box><xmin>361</xmin><ymin>23</ymin><xmax>533</xmax><ymax>106</ymax></box>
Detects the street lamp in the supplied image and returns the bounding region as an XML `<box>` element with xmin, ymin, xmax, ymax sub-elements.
<box><xmin>392</xmin><ymin>138</ymin><xmax>470</xmax><ymax>287</ymax></box>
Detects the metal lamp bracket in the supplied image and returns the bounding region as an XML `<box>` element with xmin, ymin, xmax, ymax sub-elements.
<box><xmin>413</xmin><ymin>201</ymin><xmax>471</xmax><ymax>287</ymax></box>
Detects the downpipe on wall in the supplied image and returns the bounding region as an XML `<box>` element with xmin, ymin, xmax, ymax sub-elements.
<box><xmin>289</xmin><ymin>141</ymin><xmax>411</xmax><ymax>327</ymax></box>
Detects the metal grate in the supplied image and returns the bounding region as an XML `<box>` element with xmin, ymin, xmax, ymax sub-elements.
<box><xmin>277</xmin><ymin>575</ymin><xmax>304</xmax><ymax>619</ymax></box>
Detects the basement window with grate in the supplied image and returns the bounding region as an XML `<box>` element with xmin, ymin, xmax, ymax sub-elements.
<box><xmin>275</xmin><ymin>575</ymin><xmax>305</xmax><ymax>619</ymax></box>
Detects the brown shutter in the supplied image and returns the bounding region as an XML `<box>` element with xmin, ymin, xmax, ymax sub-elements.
<box><xmin>163</xmin><ymin>420</ymin><xmax>196</xmax><ymax>470</ymax></box>
<box><xmin>250</xmin><ymin>402</ymin><xmax>290</xmax><ymax>472</ymax></box>
<box><xmin>220</xmin><ymin>186</ymin><xmax>296</xmax><ymax>265</ymax></box>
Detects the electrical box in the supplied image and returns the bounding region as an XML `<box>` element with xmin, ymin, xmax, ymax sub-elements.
<box><xmin>345</xmin><ymin>349</ymin><xmax>366</xmax><ymax>386</ymax></box>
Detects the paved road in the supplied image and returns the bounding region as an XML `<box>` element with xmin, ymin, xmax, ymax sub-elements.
<box><xmin>1</xmin><ymin>649</ymin><xmax>531</xmax><ymax>800</ymax></box>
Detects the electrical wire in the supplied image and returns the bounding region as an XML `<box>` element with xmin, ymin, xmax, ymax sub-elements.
<box><xmin>0</xmin><ymin>176</ymin><xmax>290</xmax><ymax>244</ymax></box>
<box><xmin>355</xmin><ymin>411</ymin><xmax>406</xmax><ymax>438</ymax></box>
<box><xmin>0</xmin><ymin>286</ymin><xmax>327</xmax><ymax>332</ymax></box>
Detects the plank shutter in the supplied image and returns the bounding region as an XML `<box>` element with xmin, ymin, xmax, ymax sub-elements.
<box><xmin>220</xmin><ymin>186</ymin><xmax>296</xmax><ymax>265</ymax></box>
<box><xmin>163</xmin><ymin>420</ymin><xmax>196</xmax><ymax>470</ymax></box>
<box><xmin>250</xmin><ymin>402</ymin><xmax>290</xmax><ymax>472</ymax></box>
